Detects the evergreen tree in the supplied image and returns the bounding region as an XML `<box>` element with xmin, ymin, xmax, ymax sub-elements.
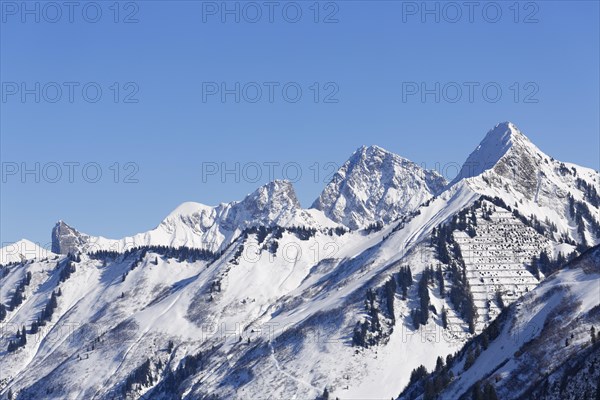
<box><xmin>423</xmin><ymin>379</ymin><xmax>435</xmax><ymax>400</ymax></box>
<box><xmin>411</xmin><ymin>309</ymin><xmax>421</xmax><ymax>330</ymax></box>
<box><xmin>435</xmin><ymin>356</ymin><xmax>444</xmax><ymax>372</ymax></box>
<box><xmin>437</xmin><ymin>265</ymin><xmax>445</xmax><ymax>296</ymax></box>
<box><xmin>471</xmin><ymin>381</ymin><xmax>482</xmax><ymax>400</ymax></box>
<box><xmin>18</xmin><ymin>326</ymin><xmax>27</xmax><ymax>346</ymax></box>
<box><xmin>441</xmin><ymin>306</ymin><xmax>448</xmax><ymax>329</ymax></box>
<box><xmin>418</xmin><ymin>272</ymin><xmax>430</xmax><ymax>325</ymax></box>
<box><xmin>464</xmin><ymin>348</ymin><xmax>476</xmax><ymax>371</ymax></box>
<box><xmin>408</xmin><ymin>365</ymin><xmax>428</xmax><ymax>385</ymax></box>
<box><xmin>384</xmin><ymin>277</ymin><xmax>396</xmax><ymax>323</ymax></box>
<box><xmin>481</xmin><ymin>331</ymin><xmax>489</xmax><ymax>350</ymax></box>
<box><xmin>484</xmin><ymin>382</ymin><xmax>499</xmax><ymax>400</ymax></box>
<box><xmin>495</xmin><ymin>290</ymin><xmax>505</xmax><ymax>310</ymax></box>
<box><xmin>31</xmin><ymin>320</ymin><xmax>39</xmax><ymax>334</ymax></box>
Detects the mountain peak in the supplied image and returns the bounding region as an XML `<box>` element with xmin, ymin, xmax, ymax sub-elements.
<box><xmin>237</xmin><ymin>179</ymin><xmax>301</xmax><ymax>221</ymax></box>
<box><xmin>312</xmin><ymin>146</ymin><xmax>446</xmax><ymax>229</ymax></box>
<box><xmin>353</xmin><ymin>145</ymin><xmax>409</xmax><ymax>163</ymax></box>
<box><xmin>484</xmin><ymin>121</ymin><xmax>529</xmax><ymax>147</ymax></box>
<box><xmin>451</xmin><ymin>121</ymin><xmax>536</xmax><ymax>185</ymax></box>
<box><xmin>52</xmin><ymin>220</ymin><xmax>88</xmax><ymax>254</ymax></box>
<box><xmin>1</xmin><ymin>238</ymin><xmax>55</xmax><ymax>264</ymax></box>
<box><xmin>357</xmin><ymin>144</ymin><xmax>394</xmax><ymax>154</ymax></box>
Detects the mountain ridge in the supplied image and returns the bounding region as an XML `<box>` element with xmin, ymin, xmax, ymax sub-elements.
<box><xmin>2</xmin><ymin>121</ymin><xmax>599</xmax><ymax>400</ymax></box>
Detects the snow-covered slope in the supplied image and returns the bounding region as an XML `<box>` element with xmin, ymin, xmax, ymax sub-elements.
<box><xmin>1</xmin><ymin>239</ymin><xmax>55</xmax><ymax>265</ymax></box>
<box><xmin>1</xmin><ymin>122</ymin><xmax>598</xmax><ymax>400</ymax></box>
<box><xmin>398</xmin><ymin>244</ymin><xmax>600</xmax><ymax>400</ymax></box>
<box><xmin>452</xmin><ymin>122</ymin><xmax>600</xmax><ymax>247</ymax></box>
<box><xmin>52</xmin><ymin>180</ymin><xmax>342</xmax><ymax>255</ymax></box>
<box><xmin>313</xmin><ymin>145</ymin><xmax>447</xmax><ymax>229</ymax></box>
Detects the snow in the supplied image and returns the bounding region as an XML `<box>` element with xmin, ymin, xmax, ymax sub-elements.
<box><xmin>52</xmin><ymin>180</ymin><xmax>344</xmax><ymax>255</ymax></box>
<box><xmin>0</xmin><ymin>239</ymin><xmax>56</xmax><ymax>265</ymax></box>
<box><xmin>1</xmin><ymin>122</ymin><xmax>598</xmax><ymax>400</ymax></box>
<box><xmin>436</xmin><ymin>251</ymin><xmax>600</xmax><ymax>400</ymax></box>
<box><xmin>313</xmin><ymin>145</ymin><xmax>447</xmax><ymax>229</ymax></box>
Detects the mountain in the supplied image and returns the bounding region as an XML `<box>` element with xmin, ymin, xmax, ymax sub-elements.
<box><xmin>1</xmin><ymin>122</ymin><xmax>598</xmax><ymax>400</ymax></box>
<box><xmin>0</xmin><ymin>239</ymin><xmax>55</xmax><ymax>265</ymax></box>
<box><xmin>52</xmin><ymin>180</ymin><xmax>340</xmax><ymax>255</ymax></box>
<box><xmin>452</xmin><ymin>122</ymin><xmax>600</xmax><ymax>247</ymax></box>
<box><xmin>312</xmin><ymin>145</ymin><xmax>447</xmax><ymax>229</ymax></box>
<box><xmin>398</xmin><ymin>244</ymin><xmax>600</xmax><ymax>400</ymax></box>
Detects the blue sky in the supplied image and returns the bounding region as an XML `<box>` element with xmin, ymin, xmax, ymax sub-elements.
<box><xmin>1</xmin><ymin>0</ymin><xmax>599</xmax><ymax>247</ymax></box>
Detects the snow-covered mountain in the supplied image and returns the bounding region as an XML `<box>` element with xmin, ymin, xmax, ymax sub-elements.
<box><xmin>452</xmin><ymin>122</ymin><xmax>600</xmax><ymax>247</ymax></box>
<box><xmin>312</xmin><ymin>145</ymin><xmax>447</xmax><ymax>229</ymax></box>
<box><xmin>398</xmin><ymin>244</ymin><xmax>600</xmax><ymax>400</ymax></box>
<box><xmin>52</xmin><ymin>180</ymin><xmax>340</xmax><ymax>255</ymax></box>
<box><xmin>1</xmin><ymin>122</ymin><xmax>598</xmax><ymax>400</ymax></box>
<box><xmin>0</xmin><ymin>239</ymin><xmax>55</xmax><ymax>265</ymax></box>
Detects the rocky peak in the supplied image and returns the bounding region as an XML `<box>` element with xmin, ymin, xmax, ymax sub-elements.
<box><xmin>450</xmin><ymin>121</ymin><xmax>539</xmax><ymax>185</ymax></box>
<box><xmin>312</xmin><ymin>145</ymin><xmax>447</xmax><ymax>229</ymax></box>
<box><xmin>51</xmin><ymin>220</ymin><xmax>88</xmax><ymax>254</ymax></box>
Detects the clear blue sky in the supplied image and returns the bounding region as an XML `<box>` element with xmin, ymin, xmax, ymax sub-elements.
<box><xmin>1</xmin><ymin>0</ymin><xmax>599</xmax><ymax>248</ymax></box>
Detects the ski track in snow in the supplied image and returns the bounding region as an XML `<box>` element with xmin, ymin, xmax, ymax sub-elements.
<box><xmin>268</xmin><ymin>341</ymin><xmax>320</xmax><ymax>396</ymax></box>
<box><xmin>91</xmin><ymin>286</ymin><xmax>186</xmax><ymax>400</ymax></box>
<box><xmin>2</xmin><ymin>122</ymin><xmax>599</xmax><ymax>399</ymax></box>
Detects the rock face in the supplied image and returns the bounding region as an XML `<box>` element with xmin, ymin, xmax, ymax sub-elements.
<box><xmin>221</xmin><ymin>180</ymin><xmax>303</xmax><ymax>230</ymax></box>
<box><xmin>312</xmin><ymin>145</ymin><xmax>447</xmax><ymax>229</ymax></box>
<box><xmin>4</xmin><ymin>122</ymin><xmax>599</xmax><ymax>400</ymax></box>
<box><xmin>52</xmin><ymin>221</ymin><xmax>90</xmax><ymax>254</ymax></box>
<box><xmin>453</xmin><ymin>122</ymin><xmax>600</xmax><ymax>245</ymax></box>
<box><xmin>451</xmin><ymin>122</ymin><xmax>542</xmax><ymax>198</ymax></box>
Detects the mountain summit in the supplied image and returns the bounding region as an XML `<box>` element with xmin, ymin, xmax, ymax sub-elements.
<box><xmin>450</xmin><ymin>121</ymin><xmax>534</xmax><ymax>184</ymax></box>
<box><xmin>2</xmin><ymin>122</ymin><xmax>599</xmax><ymax>400</ymax></box>
<box><xmin>51</xmin><ymin>180</ymin><xmax>335</xmax><ymax>254</ymax></box>
<box><xmin>312</xmin><ymin>145</ymin><xmax>446</xmax><ymax>229</ymax></box>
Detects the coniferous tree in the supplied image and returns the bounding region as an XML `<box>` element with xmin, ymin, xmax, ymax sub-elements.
<box><xmin>411</xmin><ymin>309</ymin><xmax>421</xmax><ymax>330</ymax></box>
<box><xmin>408</xmin><ymin>365</ymin><xmax>428</xmax><ymax>385</ymax></box>
<box><xmin>435</xmin><ymin>356</ymin><xmax>444</xmax><ymax>372</ymax></box>
<box><xmin>471</xmin><ymin>381</ymin><xmax>483</xmax><ymax>400</ymax></box>
<box><xmin>464</xmin><ymin>348</ymin><xmax>476</xmax><ymax>371</ymax></box>
<box><xmin>384</xmin><ymin>277</ymin><xmax>396</xmax><ymax>323</ymax></box>
<box><xmin>31</xmin><ymin>320</ymin><xmax>39</xmax><ymax>334</ymax></box>
<box><xmin>484</xmin><ymin>382</ymin><xmax>499</xmax><ymax>400</ymax></box>
<box><xmin>441</xmin><ymin>306</ymin><xmax>448</xmax><ymax>329</ymax></box>
<box><xmin>19</xmin><ymin>326</ymin><xmax>27</xmax><ymax>346</ymax></box>
<box><xmin>437</xmin><ymin>265</ymin><xmax>445</xmax><ymax>296</ymax></box>
<box><xmin>418</xmin><ymin>272</ymin><xmax>430</xmax><ymax>325</ymax></box>
<box><xmin>423</xmin><ymin>379</ymin><xmax>435</xmax><ymax>400</ymax></box>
